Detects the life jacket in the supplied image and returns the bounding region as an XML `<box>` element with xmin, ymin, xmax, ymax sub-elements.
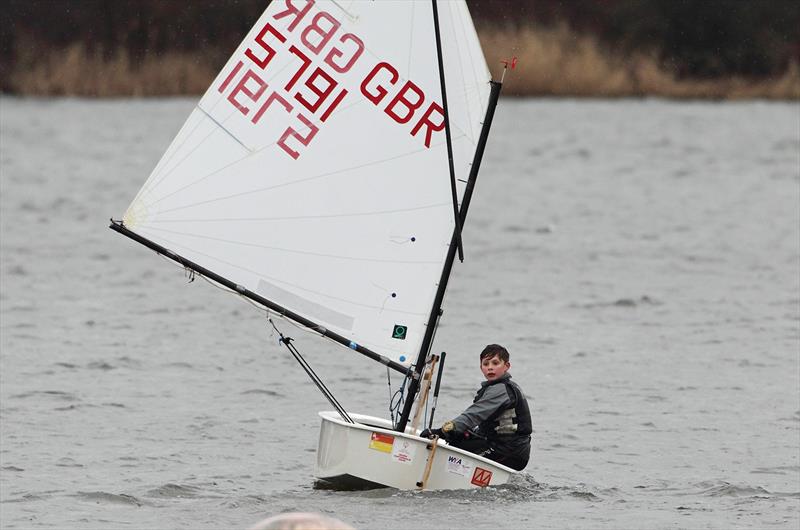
<box><xmin>474</xmin><ymin>377</ymin><xmax>532</xmax><ymax>439</ymax></box>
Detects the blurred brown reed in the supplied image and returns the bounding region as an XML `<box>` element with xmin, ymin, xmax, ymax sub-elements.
<box><xmin>8</xmin><ymin>36</ymin><xmax>220</xmax><ymax>97</ymax></box>
<box><xmin>480</xmin><ymin>25</ymin><xmax>800</xmax><ymax>100</ymax></box>
<box><xmin>5</xmin><ymin>26</ymin><xmax>799</xmax><ymax>99</ymax></box>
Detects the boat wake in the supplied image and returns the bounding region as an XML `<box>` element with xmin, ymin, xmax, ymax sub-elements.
<box><xmin>695</xmin><ymin>480</ymin><xmax>800</xmax><ymax>499</ymax></box>
<box><xmin>73</xmin><ymin>491</ymin><xmax>146</xmax><ymax>506</ymax></box>
<box><xmin>334</xmin><ymin>473</ymin><xmax>621</xmax><ymax>504</ymax></box>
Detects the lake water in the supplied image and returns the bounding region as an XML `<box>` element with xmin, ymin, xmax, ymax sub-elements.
<box><xmin>1</xmin><ymin>96</ymin><xmax>798</xmax><ymax>529</ymax></box>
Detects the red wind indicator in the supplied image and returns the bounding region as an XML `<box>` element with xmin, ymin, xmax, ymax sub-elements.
<box><xmin>501</xmin><ymin>56</ymin><xmax>518</xmax><ymax>70</ymax></box>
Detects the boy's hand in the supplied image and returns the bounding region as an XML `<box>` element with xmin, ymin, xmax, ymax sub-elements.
<box><xmin>419</xmin><ymin>428</ymin><xmax>443</xmax><ymax>439</ymax></box>
<box><xmin>420</xmin><ymin>420</ymin><xmax>457</xmax><ymax>439</ymax></box>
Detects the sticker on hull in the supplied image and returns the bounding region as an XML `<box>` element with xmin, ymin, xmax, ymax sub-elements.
<box><xmin>471</xmin><ymin>467</ymin><xmax>492</xmax><ymax>487</ymax></box>
<box><xmin>391</xmin><ymin>438</ymin><xmax>416</xmax><ymax>464</ymax></box>
<box><xmin>445</xmin><ymin>454</ymin><xmax>473</xmax><ymax>477</ymax></box>
<box><xmin>369</xmin><ymin>432</ymin><xmax>394</xmax><ymax>453</ymax></box>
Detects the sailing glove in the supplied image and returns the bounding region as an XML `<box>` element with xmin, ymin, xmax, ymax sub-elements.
<box><xmin>420</xmin><ymin>420</ymin><xmax>456</xmax><ymax>439</ymax></box>
<box><xmin>419</xmin><ymin>428</ymin><xmax>443</xmax><ymax>439</ymax></box>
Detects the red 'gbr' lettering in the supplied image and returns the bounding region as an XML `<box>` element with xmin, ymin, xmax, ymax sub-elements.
<box><xmin>273</xmin><ymin>0</ymin><xmax>315</xmax><ymax>32</ymax></box>
<box><xmin>360</xmin><ymin>62</ymin><xmax>445</xmax><ymax>148</ymax></box>
<box><xmin>274</xmin><ymin>0</ymin><xmax>364</xmax><ymax>74</ymax></box>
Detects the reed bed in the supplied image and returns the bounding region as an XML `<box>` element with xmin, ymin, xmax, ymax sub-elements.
<box><xmin>5</xmin><ymin>26</ymin><xmax>799</xmax><ymax>99</ymax></box>
<box><xmin>7</xmin><ymin>42</ymin><xmax>219</xmax><ymax>97</ymax></box>
<box><xmin>480</xmin><ymin>26</ymin><xmax>800</xmax><ymax>100</ymax></box>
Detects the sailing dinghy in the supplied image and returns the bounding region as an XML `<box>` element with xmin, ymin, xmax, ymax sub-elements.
<box><xmin>111</xmin><ymin>0</ymin><xmax>515</xmax><ymax>490</ymax></box>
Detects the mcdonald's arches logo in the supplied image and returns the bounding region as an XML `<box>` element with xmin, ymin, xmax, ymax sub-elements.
<box><xmin>471</xmin><ymin>467</ymin><xmax>492</xmax><ymax>487</ymax></box>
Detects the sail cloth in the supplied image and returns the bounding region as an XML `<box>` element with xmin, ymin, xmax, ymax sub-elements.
<box><xmin>123</xmin><ymin>0</ymin><xmax>491</xmax><ymax>364</ymax></box>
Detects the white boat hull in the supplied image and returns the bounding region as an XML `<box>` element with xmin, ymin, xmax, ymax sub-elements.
<box><xmin>315</xmin><ymin>411</ymin><xmax>516</xmax><ymax>490</ymax></box>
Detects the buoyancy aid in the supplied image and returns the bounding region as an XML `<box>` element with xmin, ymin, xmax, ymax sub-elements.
<box><xmin>474</xmin><ymin>377</ymin><xmax>532</xmax><ymax>439</ymax></box>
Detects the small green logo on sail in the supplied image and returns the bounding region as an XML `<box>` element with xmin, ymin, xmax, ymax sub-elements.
<box><xmin>392</xmin><ymin>325</ymin><xmax>407</xmax><ymax>340</ymax></box>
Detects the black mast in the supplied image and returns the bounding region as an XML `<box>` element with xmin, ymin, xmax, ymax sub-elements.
<box><xmin>109</xmin><ymin>220</ymin><xmax>413</xmax><ymax>378</ymax></box>
<box><xmin>395</xmin><ymin>80</ymin><xmax>504</xmax><ymax>433</ymax></box>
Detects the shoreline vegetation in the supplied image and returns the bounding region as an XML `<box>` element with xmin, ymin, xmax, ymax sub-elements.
<box><xmin>5</xmin><ymin>25</ymin><xmax>798</xmax><ymax>100</ymax></box>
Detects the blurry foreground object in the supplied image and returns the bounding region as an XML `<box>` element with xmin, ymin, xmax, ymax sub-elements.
<box><xmin>248</xmin><ymin>512</ymin><xmax>355</xmax><ymax>530</ymax></box>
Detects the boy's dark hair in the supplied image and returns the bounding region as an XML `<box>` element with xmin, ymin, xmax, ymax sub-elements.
<box><xmin>480</xmin><ymin>344</ymin><xmax>509</xmax><ymax>362</ymax></box>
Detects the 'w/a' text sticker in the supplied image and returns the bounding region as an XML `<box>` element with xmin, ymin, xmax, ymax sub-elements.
<box><xmin>445</xmin><ymin>455</ymin><xmax>473</xmax><ymax>477</ymax></box>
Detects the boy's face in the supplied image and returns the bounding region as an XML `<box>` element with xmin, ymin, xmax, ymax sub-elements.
<box><xmin>480</xmin><ymin>354</ymin><xmax>510</xmax><ymax>381</ymax></box>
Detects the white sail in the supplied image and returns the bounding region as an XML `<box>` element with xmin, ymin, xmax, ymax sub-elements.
<box><xmin>123</xmin><ymin>0</ymin><xmax>491</xmax><ymax>364</ymax></box>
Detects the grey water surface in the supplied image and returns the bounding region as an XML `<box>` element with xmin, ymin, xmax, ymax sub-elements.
<box><xmin>1</xmin><ymin>97</ymin><xmax>798</xmax><ymax>529</ymax></box>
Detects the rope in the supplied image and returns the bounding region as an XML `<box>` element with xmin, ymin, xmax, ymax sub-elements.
<box><xmin>268</xmin><ymin>318</ymin><xmax>354</xmax><ymax>424</ymax></box>
<box><xmin>389</xmin><ymin>367</ymin><xmax>411</xmax><ymax>430</ymax></box>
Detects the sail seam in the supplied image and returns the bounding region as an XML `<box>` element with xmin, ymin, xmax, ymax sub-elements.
<box><xmin>140</xmin><ymin>29</ymin><xmax>310</xmax><ymax>203</ymax></box>
<box><xmin>453</xmin><ymin>0</ymin><xmax>482</xmax><ymax>142</ymax></box>
<box><xmin>146</xmin><ymin>136</ymin><xmax>463</xmax><ymax>216</ymax></box>
<box><xmin>141</xmin><ymin>225</ymin><xmax>443</xmax><ymax>265</ymax></box>
<box><xmin>131</xmin><ymin>111</ymin><xmax>217</xmax><ymax>210</ymax></box>
<box><xmin>136</xmin><ymin>106</ymin><xmax>241</xmax><ymax>207</ymax></box>
<box><xmin>144</xmin><ymin>230</ymin><xmax>431</xmax><ymax>316</ymax></box>
<box><xmin>146</xmin><ymin>202</ymin><xmax>451</xmax><ymax>223</ymax></box>
<box><xmin>130</xmin><ymin>109</ymin><xmax>203</xmax><ymax>209</ymax></box>
<box><xmin>407</xmin><ymin>1</ymin><xmax>415</xmax><ymax>78</ymax></box>
<box><xmin>447</xmin><ymin>0</ymin><xmax>476</xmax><ymax>144</ymax></box>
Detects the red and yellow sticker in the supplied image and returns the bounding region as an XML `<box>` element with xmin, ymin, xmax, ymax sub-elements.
<box><xmin>369</xmin><ymin>432</ymin><xmax>394</xmax><ymax>453</ymax></box>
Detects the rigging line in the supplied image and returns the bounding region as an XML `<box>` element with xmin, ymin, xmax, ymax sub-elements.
<box><xmin>141</xmin><ymin>230</ymin><xmax>429</xmax><ymax>316</ymax></box>
<box><xmin>389</xmin><ymin>368</ymin><xmax>410</xmax><ymax>427</ymax></box>
<box><xmin>431</xmin><ymin>0</ymin><xmax>464</xmax><ymax>264</ymax></box>
<box><xmin>142</xmin><ymin>224</ymin><xmax>442</xmax><ymax>265</ymax></box>
<box><xmin>148</xmin><ymin>136</ymin><xmax>462</xmax><ymax>216</ymax></box>
<box><xmin>387</xmin><ymin>367</ymin><xmax>394</xmax><ymax>424</ymax></box>
<box><xmin>156</xmin><ymin>253</ymin><xmax>349</xmax><ymax>356</ymax></box>
<box><xmin>147</xmin><ymin>235</ymin><xmax>411</xmax><ymax>369</ymax></box>
<box><xmin>146</xmin><ymin>201</ymin><xmax>450</xmax><ymax>224</ymax></box>
<box><xmin>172</xmin><ymin>267</ymin><xmax>417</xmax><ymax>371</ymax></box>
<box><xmin>133</xmin><ymin>223</ymin><xmax>417</xmax><ymax>377</ymax></box>
<box><xmin>269</xmin><ymin>317</ymin><xmax>354</xmax><ymax>423</ymax></box>
<box><xmin>284</xmin><ymin>337</ymin><xmax>351</xmax><ymax>422</ymax></box>
<box><xmin>194</xmin><ymin>264</ymin><xmax>404</xmax><ymax>369</ymax></box>
<box><xmin>170</xmin><ymin>258</ymin><xmax>341</xmax><ymax>348</ymax></box>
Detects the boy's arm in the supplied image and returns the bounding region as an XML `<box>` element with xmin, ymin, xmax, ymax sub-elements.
<box><xmin>449</xmin><ymin>385</ymin><xmax>511</xmax><ymax>434</ymax></box>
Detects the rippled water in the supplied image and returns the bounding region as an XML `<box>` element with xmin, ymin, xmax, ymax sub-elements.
<box><xmin>1</xmin><ymin>97</ymin><xmax>798</xmax><ymax>529</ymax></box>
